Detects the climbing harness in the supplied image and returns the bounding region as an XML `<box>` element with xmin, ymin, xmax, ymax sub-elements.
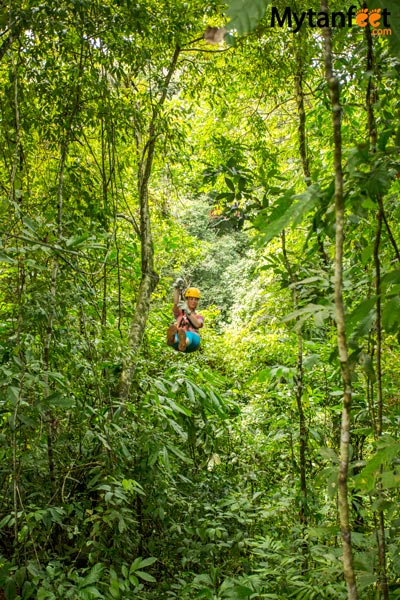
<box><xmin>167</xmin><ymin>278</ymin><xmax>203</xmax><ymax>353</ymax></box>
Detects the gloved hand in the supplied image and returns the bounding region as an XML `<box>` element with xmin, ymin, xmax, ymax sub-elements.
<box><xmin>177</xmin><ymin>300</ymin><xmax>191</xmax><ymax>315</ymax></box>
<box><xmin>173</xmin><ymin>277</ymin><xmax>184</xmax><ymax>289</ymax></box>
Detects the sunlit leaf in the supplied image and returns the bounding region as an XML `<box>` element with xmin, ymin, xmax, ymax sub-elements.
<box><xmin>368</xmin><ymin>0</ymin><xmax>400</xmax><ymax>59</ymax></box>
<box><xmin>226</xmin><ymin>0</ymin><xmax>272</xmax><ymax>36</ymax></box>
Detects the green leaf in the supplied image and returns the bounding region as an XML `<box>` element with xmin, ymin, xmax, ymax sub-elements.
<box><xmin>247</xmin><ymin>367</ymin><xmax>271</xmax><ymax>384</ymax></box>
<box><xmin>210</xmin><ymin>390</ymin><xmax>227</xmax><ymax>417</ymax></box>
<box><xmin>22</xmin><ymin>216</ymin><xmax>39</xmax><ymax>233</ymax></box>
<box><xmin>382</xmin><ymin>296</ymin><xmax>400</xmax><ymax>333</ymax></box>
<box><xmin>22</xmin><ymin>580</ymin><xmax>35</xmax><ymax>600</ymax></box>
<box><xmin>166</xmin><ymin>417</ymin><xmax>187</xmax><ymax>441</ymax></box>
<box><xmin>81</xmin><ymin>563</ymin><xmax>104</xmax><ymax>587</ymax></box>
<box><xmin>65</xmin><ymin>233</ymin><xmax>90</xmax><ymax>247</ymax></box>
<box><xmin>254</xmin><ymin>186</ymin><xmax>320</xmax><ymax>245</ymax></box>
<box><xmin>0</xmin><ymin>250</ymin><xmax>16</xmax><ymax>264</ymax></box>
<box><xmin>80</xmin><ymin>586</ymin><xmax>102</xmax><ymax>598</ymax></box>
<box><xmin>355</xmin><ymin>438</ymin><xmax>400</xmax><ymax>491</ymax></box>
<box><xmin>164</xmin><ymin>397</ymin><xmax>192</xmax><ymax>417</ymax></box>
<box><xmin>226</xmin><ymin>0</ymin><xmax>272</xmax><ymax>36</ymax></box>
<box><xmin>381</xmin><ymin>268</ymin><xmax>400</xmax><ymax>286</ymax></box>
<box><xmin>109</xmin><ymin>577</ymin><xmax>120</xmax><ymax>599</ymax></box>
<box><xmin>166</xmin><ymin>443</ymin><xmax>192</xmax><ymax>463</ymax></box>
<box><xmin>129</xmin><ymin>574</ymin><xmax>139</xmax><ymax>586</ymax></box>
<box><xmin>381</xmin><ymin>471</ymin><xmax>400</xmax><ymax>489</ymax></box>
<box><xmin>7</xmin><ymin>386</ymin><xmax>20</xmax><ymax>405</ymax></box>
<box><xmin>185</xmin><ymin>381</ymin><xmax>196</xmax><ymax>404</ymax></box>
<box><xmin>136</xmin><ymin>557</ymin><xmax>157</xmax><ymax>569</ymax></box>
<box><xmin>358</xmin><ymin>352</ymin><xmax>376</xmax><ymax>383</ymax></box>
<box><xmin>368</xmin><ymin>0</ymin><xmax>400</xmax><ymax>59</ymax></box>
<box><xmin>135</xmin><ymin>570</ymin><xmax>156</xmax><ymax>582</ymax></box>
<box><xmin>318</xmin><ymin>447</ymin><xmax>339</xmax><ymax>464</ymax></box>
<box><xmin>347</xmin><ymin>297</ymin><xmax>376</xmax><ymax>339</ymax></box>
<box><xmin>162</xmin><ymin>447</ymin><xmax>171</xmax><ymax>472</ymax></box>
<box><xmin>17</xmin><ymin>414</ymin><xmax>37</xmax><ymax>428</ymax></box>
<box><xmin>5</xmin><ymin>578</ymin><xmax>17</xmax><ymax>600</ymax></box>
<box><xmin>130</xmin><ymin>557</ymin><xmax>142</xmax><ymax>572</ymax></box>
<box><xmin>48</xmin><ymin>394</ymin><xmax>75</xmax><ymax>408</ymax></box>
<box><xmin>189</xmin><ymin>382</ymin><xmax>206</xmax><ymax>399</ymax></box>
<box><xmin>224</xmin><ymin>177</ymin><xmax>236</xmax><ymax>192</ymax></box>
<box><xmin>37</xmin><ymin>589</ymin><xmax>55</xmax><ymax>600</ymax></box>
<box><xmin>154</xmin><ymin>379</ymin><xmax>169</xmax><ymax>394</ymax></box>
<box><xmin>281</xmin><ymin>303</ymin><xmax>334</xmax><ymax>326</ymax></box>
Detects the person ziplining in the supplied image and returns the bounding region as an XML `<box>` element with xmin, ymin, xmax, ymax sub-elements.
<box><xmin>167</xmin><ymin>278</ymin><xmax>204</xmax><ymax>353</ymax></box>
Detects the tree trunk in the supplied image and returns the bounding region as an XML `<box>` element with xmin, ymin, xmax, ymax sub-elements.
<box><xmin>281</xmin><ymin>230</ymin><xmax>307</xmax><ymax>531</ymax></box>
<box><xmin>365</xmin><ymin>20</ymin><xmax>389</xmax><ymax>599</ymax></box>
<box><xmin>118</xmin><ymin>45</ymin><xmax>180</xmax><ymax>401</ymax></box>
<box><xmin>294</xmin><ymin>47</ymin><xmax>310</xmax><ymax>183</ymax></box>
<box><xmin>43</xmin><ymin>40</ymin><xmax>84</xmax><ymax>499</ymax></box>
<box><xmin>292</xmin><ymin>41</ymin><xmax>314</xmax><ymax>532</ymax></box>
<box><xmin>321</xmin><ymin>1</ymin><xmax>358</xmax><ymax>597</ymax></box>
<box><xmin>373</xmin><ymin>205</ymin><xmax>389</xmax><ymax>599</ymax></box>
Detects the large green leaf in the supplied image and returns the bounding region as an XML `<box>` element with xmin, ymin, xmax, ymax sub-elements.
<box><xmin>135</xmin><ymin>570</ymin><xmax>156</xmax><ymax>583</ymax></box>
<box><xmin>355</xmin><ymin>437</ymin><xmax>400</xmax><ymax>492</ymax></box>
<box><xmin>225</xmin><ymin>0</ymin><xmax>272</xmax><ymax>36</ymax></box>
<box><xmin>0</xmin><ymin>250</ymin><xmax>16</xmax><ymax>264</ymax></box>
<box><xmin>253</xmin><ymin>185</ymin><xmax>321</xmax><ymax>245</ymax></box>
<box><xmin>358</xmin><ymin>352</ymin><xmax>376</xmax><ymax>383</ymax></box>
<box><xmin>347</xmin><ymin>297</ymin><xmax>376</xmax><ymax>342</ymax></box>
<box><xmin>135</xmin><ymin>557</ymin><xmax>157</xmax><ymax>569</ymax></box>
<box><xmin>382</xmin><ymin>296</ymin><xmax>400</xmax><ymax>333</ymax></box>
<box><xmin>80</xmin><ymin>563</ymin><xmax>104</xmax><ymax>588</ymax></box>
<box><xmin>368</xmin><ymin>0</ymin><xmax>400</xmax><ymax>59</ymax></box>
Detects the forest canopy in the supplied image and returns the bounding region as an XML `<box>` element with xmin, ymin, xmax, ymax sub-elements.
<box><xmin>1</xmin><ymin>0</ymin><xmax>400</xmax><ymax>599</ymax></box>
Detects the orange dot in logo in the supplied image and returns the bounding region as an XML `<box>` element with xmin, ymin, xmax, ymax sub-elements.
<box><xmin>355</xmin><ymin>8</ymin><xmax>368</xmax><ymax>27</ymax></box>
<box><xmin>369</xmin><ymin>8</ymin><xmax>381</xmax><ymax>27</ymax></box>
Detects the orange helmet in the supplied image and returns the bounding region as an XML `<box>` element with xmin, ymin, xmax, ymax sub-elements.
<box><xmin>185</xmin><ymin>287</ymin><xmax>201</xmax><ymax>299</ymax></box>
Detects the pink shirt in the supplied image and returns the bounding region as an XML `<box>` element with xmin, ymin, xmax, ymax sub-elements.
<box><xmin>173</xmin><ymin>307</ymin><xmax>204</xmax><ymax>333</ymax></box>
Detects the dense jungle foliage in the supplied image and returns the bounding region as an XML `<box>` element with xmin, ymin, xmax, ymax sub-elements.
<box><xmin>1</xmin><ymin>0</ymin><xmax>400</xmax><ymax>598</ymax></box>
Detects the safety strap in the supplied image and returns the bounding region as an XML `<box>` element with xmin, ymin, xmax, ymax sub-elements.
<box><xmin>176</xmin><ymin>281</ymin><xmax>199</xmax><ymax>331</ymax></box>
<box><xmin>178</xmin><ymin>311</ymin><xmax>199</xmax><ymax>331</ymax></box>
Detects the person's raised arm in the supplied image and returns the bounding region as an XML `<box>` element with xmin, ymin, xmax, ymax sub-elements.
<box><xmin>172</xmin><ymin>278</ymin><xmax>184</xmax><ymax>310</ymax></box>
<box><xmin>173</xmin><ymin>287</ymin><xmax>180</xmax><ymax>308</ymax></box>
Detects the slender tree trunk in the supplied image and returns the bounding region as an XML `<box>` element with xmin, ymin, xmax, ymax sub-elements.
<box><xmin>43</xmin><ymin>137</ymin><xmax>68</xmax><ymax>499</ymax></box>
<box><xmin>381</xmin><ymin>205</ymin><xmax>400</xmax><ymax>262</ymax></box>
<box><xmin>11</xmin><ymin>259</ymin><xmax>26</xmax><ymax>558</ymax></box>
<box><xmin>8</xmin><ymin>34</ymin><xmax>21</xmax><ymax>202</ymax></box>
<box><xmin>321</xmin><ymin>1</ymin><xmax>358</xmax><ymax>597</ymax></box>
<box><xmin>294</xmin><ymin>48</ymin><xmax>310</xmax><ymax>183</ymax></box>
<box><xmin>43</xmin><ymin>261</ymin><xmax>58</xmax><ymax>498</ymax></box>
<box><xmin>281</xmin><ymin>230</ymin><xmax>307</xmax><ymax>531</ymax></box>
<box><xmin>373</xmin><ymin>213</ymin><xmax>383</xmax><ymax>440</ymax></box>
<box><xmin>9</xmin><ymin>47</ymin><xmax>24</xmax><ymax>547</ymax></box>
<box><xmin>365</xmin><ymin>21</ymin><xmax>390</xmax><ymax>599</ymax></box>
<box><xmin>293</xmin><ymin>59</ymin><xmax>310</xmax><ymax>297</ymax></box>
<box><xmin>296</xmin><ymin>332</ymin><xmax>307</xmax><ymax>526</ymax></box>
<box><xmin>1</xmin><ymin>6</ymin><xmax>24</xmax><ymax>64</ymax></box>
<box><xmin>118</xmin><ymin>45</ymin><xmax>180</xmax><ymax>401</ymax></box>
<box><xmin>292</xmin><ymin>42</ymin><xmax>314</xmax><ymax>532</ymax></box>
<box><xmin>294</xmin><ymin>43</ymin><xmax>328</xmax><ymax>266</ymax></box>
<box><xmin>373</xmin><ymin>205</ymin><xmax>389</xmax><ymax>600</ymax></box>
<box><xmin>43</xmin><ymin>40</ymin><xmax>84</xmax><ymax>499</ymax></box>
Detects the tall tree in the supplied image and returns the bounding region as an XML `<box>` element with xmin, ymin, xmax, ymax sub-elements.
<box><xmin>321</xmin><ymin>0</ymin><xmax>358</xmax><ymax>597</ymax></box>
<box><xmin>117</xmin><ymin>44</ymin><xmax>181</xmax><ymax>401</ymax></box>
